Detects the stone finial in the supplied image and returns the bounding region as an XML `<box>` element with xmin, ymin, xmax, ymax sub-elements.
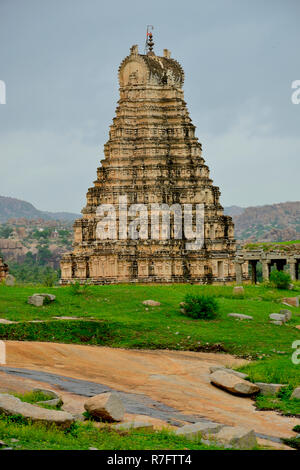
<box><xmin>163</xmin><ymin>49</ymin><xmax>171</xmax><ymax>59</ymax></box>
<box><xmin>130</xmin><ymin>45</ymin><xmax>138</xmax><ymax>55</ymax></box>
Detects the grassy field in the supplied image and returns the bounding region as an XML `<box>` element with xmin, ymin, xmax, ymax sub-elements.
<box><xmin>0</xmin><ymin>282</ymin><xmax>299</xmax><ymax>415</ymax></box>
<box><xmin>0</xmin><ymin>415</ymin><xmax>226</xmax><ymax>450</ymax></box>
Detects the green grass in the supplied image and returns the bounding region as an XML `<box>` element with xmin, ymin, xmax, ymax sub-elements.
<box><xmin>0</xmin><ymin>283</ymin><xmax>299</xmax><ymax>404</ymax></box>
<box><xmin>0</xmin><ymin>416</ymin><xmax>226</xmax><ymax>450</ymax></box>
<box><xmin>11</xmin><ymin>390</ymin><xmax>62</xmax><ymax>410</ymax></box>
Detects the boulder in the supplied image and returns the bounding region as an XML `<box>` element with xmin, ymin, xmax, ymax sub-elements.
<box><xmin>210</xmin><ymin>370</ymin><xmax>259</xmax><ymax>396</ymax></box>
<box><xmin>269</xmin><ymin>313</ymin><xmax>287</xmax><ymax>323</ymax></box>
<box><xmin>228</xmin><ymin>313</ymin><xmax>253</xmax><ymax>320</ymax></box>
<box><xmin>114</xmin><ymin>421</ymin><xmax>154</xmax><ymax>431</ymax></box>
<box><xmin>280</xmin><ymin>309</ymin><xmax>292</xmax><ymax>321</ymax></box>
<box><xmin>28</xmin><ymin>293</ymin><xmax>56</xmax><ymax>307</ymax></box>
<box><xmin>5</xmin><ymin>275</ymin><xmax>15</xmax><ymax>287</ymax></box>
<box><xmin>282</xmin><ymin>297</ymin><xmax>299</xmax><ymax>308</ymax></box>
<box><xmin>213</xmin><ymin>426</ymin><xmax>257</xmax><ymax>450</ymax></box>
<box><xmin>233</xmin><ymin>286</ymin><xmax>244</xmax><ymax>295</ymax></box>
<box><xmin>255</xmin><ymin>383</ymin><xmax>287</xmax><ymax>396</ymax></box>
<box><xmin>33</xmin><ymin>388</ymin><xmax>59</xmax><ymax>399</ymax></box>
<box><xmin>84</xmin><ymin>392</ymin><xmax>124</xmax><ymax>422</ymax></box>
<box><xmin>209</xmin><ymin>366</ymin><xmax>248</xmax><ymax>379</ymax></box>
<box><xmin>142</xmin><ymin>300</ymin><xmax>161</xmax><ymax>307</ymax></box>
<box><xmin>0</xmin><ymin>393</ymin><xmax>74</xmax><ymax>429</ymax></box>
<box><xmin>175</xmin><ymin>422</ymin><xmax>224</xmax><ymax>441</ymax></box>
<box><xmin>291</xmin><ymin>387</ymin><xmax>300</xmax><ymax>399</ymax></box>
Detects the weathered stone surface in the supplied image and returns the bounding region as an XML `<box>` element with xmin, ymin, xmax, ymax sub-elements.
<box><xmin>270</xmin><ymin>320</ymin><xmax>283</xmax><ymax>326</ymax></box>
<box><xmin>28</xmin><ymin>293</ymin><xmax>56</xmax><ymax>307</ymax></box>
<box><xmin>233</xmin><ymin>286</ymin><xmax>244</xmax><ymax>295</ymax></box>
<box><xmin>5</xmin><ymin>274</ymin><xmax>15</xmax><ymax>287</ymax></box>
<box><xmin>255</xmin><ymin>383</ymin><xmax>287</xmax><ymax>396</ymax></box>
<box><xmin>213</xmin><ymin>426</ymin><xmax>257</xmax><ymax>449</ymax></box>
<box><xmin>282</xmin><ymin>297</ymin><xmax>299</xmax><ymax>308</ymax></box>
<box><xmin>209</xmin><ymin>366</ymin><xmax>248</xmax><ymax>379</ymax></box>
<box><xmin>210</xmin><ymin>370</ymin><xmax>259</xmax><ymax>396</ymax></box>
<box><xmin>269</xmin><ymin>313</ymin><xmax>287</xmax><ymax>322</ymax></box>
<box><xmin>291</xmin><ymin>387</ymin><xmax>300</xmax><ymax>399</ymax></box>
<box><xmin>33</xmin><ymin>388</ymin><xmax>59</xmax><ymax>399</ymax></box>
<box><xmin>37</xmin><ymin>398</ymin><xmax>62</xmax><ymax>407</ymax></box>
<box><xmin>175</xmin><ymin>422</ymin><xmax>224</xmax><ymax>440</ymax></box>
<box><xmin>0</xmin><ymin>393</ymin><xmax>74</xmax><ymax>428</ymax></box>
<box><xmin>142</xmin><ymin>300</ymin><xmax>161</xmax><ymax>307</ymax></box>
<box><xmin>84</xmin><ymin>392</ymin><xmax>124</xmax><ymax>422</ymax></box>
<box><xmin>60</xmin><ymin>43</ymin><xmax>236</xmax><ymax>285</ymax></box>
<box><xmin>114</xmin><ymin>421</ymin><xmax>154</xmax><ymax>431</ymax></box>
<box><xmin>228</xmin><ymin>313</ymin><xmax>253</xmax><ymax>320</ymax></box>
<box><xmin>279</xmin><ymin>309</ymin><xmax>292</xmax><ymax>320</ymax></box>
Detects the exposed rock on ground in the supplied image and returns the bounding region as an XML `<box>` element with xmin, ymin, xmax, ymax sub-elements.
<box><xmin>84</xmin><ymin>392</ymin><xmax>124</xmax><ymax>422</ymax></box>
<box><xmin>210</xmin><ymin>370</ymin><xmax>260</xmax><ymax>396</ymax></box>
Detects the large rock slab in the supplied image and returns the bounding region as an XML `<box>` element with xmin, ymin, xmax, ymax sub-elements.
<box><xmin>28</xmin><ymin>293</ymin><xmax>56</xmax><ymax>307</ymax></box>
<box><xmin>210</xmin><ymin>370</ymin><xmax>259</xmax><ymax>396</ymax></box>
<box><xmin>282</xmin><ymin>297</ymin><xmax>299</xmax><ymax>308</ymax></box>
<box><xmin>175</xmin><ymin>422</ymin><xmax>224</xmax><ymax>441</ymax></box>
<box><xmin>255</xmin><ymin>383</ymin><xmax>287</xmax><ymax>396</ymax></box>
<box><xmin>228</xmin><ymin>313</ymin><xmax>253</xmax><ymax>320</ymax></box>
<box><xmin>142</xmin><ymin>300</ymin><xmax>161</xmax><ymax>307</ymax></box>
<box><xmin>0</xmin><ymin>393</ymin><xmax>74</xmax><ymax>428</ymax></box>
<box><xmin>269</xmin><ymin>313</ymin><xmax>287</xmax><ymax>323</ymax></box>
<box><xmin>291</xmin><ymin>387</ymin><xmax>300</xmax><ymax>399</ymax></box>
<box><xmin>212</xmin><ymin>426</ymin><xmax>257</xmax><ymax>449</ymax></box>
<box><xmin>114</xmin><ymin>421</ymin><xmax>154</xmax><ymax>431</ymax></box>
<box><xmin>209</xmin><ymin>366</ymin><xmax>248</xmax><ymax>379</ymax></box>
<box><xmin>84</xmin><ymin>392</ymin><xmax>124</xmax><ymax>422</ymax></box>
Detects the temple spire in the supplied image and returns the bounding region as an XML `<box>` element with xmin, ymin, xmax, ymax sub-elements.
<box><xmin>146</xmin><ymin>25</ymin><xmax>154</xmax><ymax>55</ymax></box>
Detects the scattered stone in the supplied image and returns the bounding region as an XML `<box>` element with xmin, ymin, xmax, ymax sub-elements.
<box><xmin>175</xmin><ymin>422</ymin><xmax>224</xmax><ymax>440</ymax></box>
<box><xmin>270</xmin><ymin>320</ymin><xmax>283</xmax><ymax>326</ymax></box>
<box><xmin>209</xmin><ymin>366</ymin><xmax>248</xmax><ymax>379</ymax></box>
<box><xmin>142</xmin><ymin>300</ymin><xmax>161</xmax><ymax>307</ymax></box>
<box><xmin>37</xmin><ymin>398</ymin><xmax>62</xmax><ymax>407</ymax></box>
<box><xmin>269</xmin><ymin>313</ymin><xmax>287</xmax><ymax>323</ymax></box>
<box><xmin>291</xmin><ymin>387</ymin><xmax>300</xmax><ymax>399</ymax></box>
<box><xmin>295</xmin><ymin>325</ymin><xmax>300</xmax><ymax>330</ymax></box>
<box><xmin>33</xmin><ymin>388</ymin><xmax>59</xmax><ymax>400</ymax></box>
<box><xmin>10</xmin><ymin>438</ymin><xmax>19</xmax><ymax>443</ymax></box>
<box><xmin>179</xmin><ymin>302</ymin><xmax>186</xmax><ymax>307</ymax></box>
<box><xmin>53</xmin><ymin>316</ymin><xmax>79</xmax><ymax>320</ymax></box>
<box><xmin>28</xmin><ymin>293</ymin><xmax>56</xmax><ymax>307</ymax></box>
<box><xmin>212</xmin><ymin>426</ymin><xmax>257</xmax><ymax>450</ymax></box>
<box><xmin>282</xmin><ymin>297</ymin><xmax>299</xmax><ymax>308</ymax></box>
<box><xmin>228</xmin><ymin>313</ymin><xmax>253</xmax><ymax>320</ymax></box>
<box><xmin>88</xmin><ymin>447</ymin><xmax>98</xmax><ymax>450</ymax></box>
<box><xmin>84</xmin><ymin>392</ymin><xmax>124</xmax><ymax>422</ymax></box>
<box><xmin>279</xmin><ymin>309</ymin><xmax>292</xmax><ymax>321</ymax></box>
<box><xmin>288</xmin><ymin>284</ymin><xmax>294</xmax><ymax>290</ymax></box>
<box><xmin>255</xmin><ymin>383</ymin><xmax>287</xmax><ymax>396</ymax></box>
<box><xmin>0</xmin><ymin>440</ymin><xmax>6</xmax><ymax>447</ymax></box>
<box><xmin>5</xmin><ymin>275</ymin><xmax>15</xmax><ymax>287</ymax></box>
<box><xmin>210</xmin><ymin>370</ymin><xmax>260</xmax><ymax>396</ymax></box>
<box><xmin>233</xmin><ymin>286</ymin><xmax>244</xmax><ymax>295</ymax></box>
<box><xmin>114</xmin><ymin>421</ymin><xmax>154</xmax><ymax>431</ymax></box>
<box><xmin>0</xmin><ymin>393</ymin><xmax>74</xmax><ymax>429</ymax></box>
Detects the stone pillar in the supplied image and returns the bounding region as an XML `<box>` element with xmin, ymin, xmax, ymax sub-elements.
<box><xmin>262</xmin><ymin>260</ymin><xmax>270</xmax><ymax>282</ymax></box>
<box><xmin>234</xmin><ymin>260</ymin><xmax>244</xmax><ymax>284</ymax></box>
<box><xmin>288</xmin><ymin>259</ymin><xmax>297</xmax><ymax>281</ymax></box>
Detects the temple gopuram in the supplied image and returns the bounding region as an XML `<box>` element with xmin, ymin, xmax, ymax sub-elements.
<box><xmin>61</xmin><ymin>35</ymin><xmax>239</xmax><ymax>284</ymax></box>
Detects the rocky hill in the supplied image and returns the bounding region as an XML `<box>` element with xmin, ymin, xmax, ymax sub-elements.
<box><xmin>224</xmin><ymin>201</ymin><xmax>300</xmax><ymax>242</ymax></box>
<box><xmin>0</xmin><ymin>196</ymin><xmax>80</xmax><ymax>223</ymax></box>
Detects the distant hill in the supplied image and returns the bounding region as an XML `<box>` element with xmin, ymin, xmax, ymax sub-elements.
<box><xmin>0</xmin><ymin>196</ymin><xmax>80</xmax><ymax>223</ymax></box>
<box><xmin>227</xmin><ymin>201</ymin><xmax>300</xmax><ymax>242</ymax></box>
<box><xmin>224</xmin><ymin>205</ymin><xmax>245</xmax><ymax>217</ymax></box>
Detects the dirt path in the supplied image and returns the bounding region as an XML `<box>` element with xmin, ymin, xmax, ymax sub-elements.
<box><xmin>0</xmin><ymin>341</ymin><xmax>298</xmax><ymax>446</ymax></box>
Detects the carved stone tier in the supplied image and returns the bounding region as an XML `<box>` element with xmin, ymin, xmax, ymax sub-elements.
<box><xmin>61</xmin><ymin>44</ymin><xmax>236</xmax><ymax>284</ymax></box>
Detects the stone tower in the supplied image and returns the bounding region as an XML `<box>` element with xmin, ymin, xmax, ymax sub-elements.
<box><xmin>61</xmin><ymin>41</ymin><xmax>236</xmax><ymax>284</ymax></box>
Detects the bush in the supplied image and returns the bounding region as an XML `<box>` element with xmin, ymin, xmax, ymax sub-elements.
<box><xmin>269</xmin><ymin>270</ymin><xmax>291</xmax><ymax>290</ymax></box>
<box><xmin>182</xmin><ymin>294</ymin><xmax>219</xmax><ymax>320</ymax></box>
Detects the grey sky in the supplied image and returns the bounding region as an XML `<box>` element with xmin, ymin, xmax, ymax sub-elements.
<box><xmin>0</xmin><ymin>0</ymin><xmax>299</xmax><ymax>213</ymax></box>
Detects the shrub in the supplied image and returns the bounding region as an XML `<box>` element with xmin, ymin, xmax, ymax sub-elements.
<box><xmin>269</xmin><ymin>270</ymin><xmax>291</xmax><ymax>290</ymax></box>
<box><xmin>182</xmin><ymin>294</ymin><xmax>219</xmax><ymax>320</ymax></box>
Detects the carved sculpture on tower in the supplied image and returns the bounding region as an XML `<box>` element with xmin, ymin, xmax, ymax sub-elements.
<box><xmin>61</xmin><ymin>38</ymin><xmax>237</xmax><ymax>284</ymax></box>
